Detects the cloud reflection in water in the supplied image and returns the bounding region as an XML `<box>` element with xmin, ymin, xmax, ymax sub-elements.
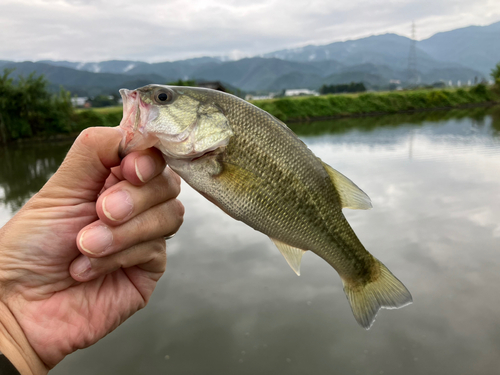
<box><xmin>4</xmin><ymin>109</ymin><xmax>499</xmax><ymax>375</ymax></box>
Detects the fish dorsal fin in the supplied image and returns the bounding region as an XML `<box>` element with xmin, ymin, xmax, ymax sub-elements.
<box><xmin>321</xmin><ymin>161</ymin><xmax>372</xmax><ymax>210</ymax></box>
<box><xmin>271</xmin><ymin>238</ymin><xmax>307</xmax><ymax>276</ymax></box>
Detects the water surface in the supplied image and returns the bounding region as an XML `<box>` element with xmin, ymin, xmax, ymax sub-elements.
<box><xmin>1</xmin><ymin>107</ymin><xmax>500</xmax><ymax>374</ymax></box>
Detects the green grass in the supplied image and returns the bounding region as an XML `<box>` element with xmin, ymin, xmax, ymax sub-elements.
<box><xmin>75</xmin><ymin>106</ymin><xmax>122</xmax><ymax>114</ymax></box>
<box><xmin>251</xmin><ymin>85</ymin><xmax>498</xmax><ymax>122</ymax></box>
<box><xmin>72</xmin><ymin>106</ymin><xmax>123</xmax><ymax>132</ymax></box>
<box><xmin>72</xmin><ymin>86</ymin><xmax>499</xmax><ymax>130</ymax></box>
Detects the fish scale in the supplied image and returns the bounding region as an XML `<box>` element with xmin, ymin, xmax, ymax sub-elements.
<box><xmin>219</xmin><ymin>92</ymin><xmax>361</xmax><ymax>266</ymax></box>
<box><xmin>118</xmin><ymin>85</ymin><xmax>413</xmax><ymax>329</ymax></box>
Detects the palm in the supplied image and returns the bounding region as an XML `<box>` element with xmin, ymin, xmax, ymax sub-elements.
<box><xmin>0</xmin><ymin>128</ymin><xmax>182</xmax><ymax>370</ymax></box>
<box><xmin>5</xmin><ymin>189</ymin><xmax>157</xmax><ymax>366</ymax></box>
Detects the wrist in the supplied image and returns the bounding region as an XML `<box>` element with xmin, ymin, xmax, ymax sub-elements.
<box><xmin>0</xmin><ymin>303</ymin><xmax>48</xmax><ymax>375</ymax></box>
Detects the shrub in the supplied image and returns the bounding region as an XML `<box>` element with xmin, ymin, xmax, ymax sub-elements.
<box><xmin>491</xmin><ymin>63</ymin><xmax>500</xmax><ymax>87</ymax></box>
<box><xmin>251</xmin><ymin>86</ymin><xmax>496</xmax><ymax>122</ymax></box>
<box><xmin>0</xmin><ymin>69</ymin><xmax>73</xmax><ymax>143</ymax></box>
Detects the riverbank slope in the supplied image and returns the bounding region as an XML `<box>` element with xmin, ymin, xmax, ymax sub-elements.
<box><xmin>74</xmin><ymin>85</ymin><xmax>499</xmax><ymax>127</ymax></box>
<box><xmin>252</xmin><ymin>85</ymin><xmax>499</xmax><ymax>122</ymax></box>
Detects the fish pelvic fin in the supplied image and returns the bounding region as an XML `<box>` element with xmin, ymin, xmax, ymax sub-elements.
<box><xmin>271</xmin><ymin>238</ymin><xmax>307</xmax><ymax>276</ymax></box>
<box><xmin>342</xmin><ymin>259</ymin><xmax>412</xmax><ymax>329</ymax></box>
<box><xmin>320</xmin><ymin>161</ymin><xmax>372</xmax><ymax>210</ymax></box>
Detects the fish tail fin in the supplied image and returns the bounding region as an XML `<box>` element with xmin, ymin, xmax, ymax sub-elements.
<box><xmin>341</xmin><ymin>259</ymin><xmax>412</xmax><ymax>329</ymax></box>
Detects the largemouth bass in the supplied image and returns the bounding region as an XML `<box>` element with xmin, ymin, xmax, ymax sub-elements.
<box><xmin>118</xmin><ymin>85</ymin><xmax>412</xmax><ymax>329</ymax></box>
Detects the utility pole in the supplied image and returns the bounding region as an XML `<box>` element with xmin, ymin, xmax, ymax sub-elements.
<box><xmin>407</xmin><ymin>21</ymin><xmax>418</xmax><ymax>87</ymax></box>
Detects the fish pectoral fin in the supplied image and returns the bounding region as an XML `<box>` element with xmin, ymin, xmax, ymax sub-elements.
<box><xmin>270</xmin><ymin>238</ymin><xmax>307</xmax><ymax>276</ymax></box>
<box><xmin>321</xmin><ymin>161</ymin><xmax>372</xmax><ymax>210</ymax></box>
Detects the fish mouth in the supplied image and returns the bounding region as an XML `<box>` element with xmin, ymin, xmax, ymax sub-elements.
<box><xmin>118</xmin><ymin>88</ymin><xmax>159</xmax><ymax>157</ymax></box>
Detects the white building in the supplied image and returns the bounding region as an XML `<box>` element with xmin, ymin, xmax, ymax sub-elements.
<box><xmin>284</xmin><ymin>89</ymin><xmax>319</xmax><ymax>97</ymax></box>
<box><xmin>71</xmin><ymin>97</ymin><xmax>88</xmax><ymax>107</ymax></box>
<box><xmin>245</xmin><ymin>94</ymin><xmax>274</xmax><ymax>100</ymax></box>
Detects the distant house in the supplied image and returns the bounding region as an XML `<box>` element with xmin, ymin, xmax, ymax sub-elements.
<box><xmin>71</xmin><ymin>97</ymin><xmax>89</xmax><ymax>107</ymax></box>
<box><xmin>284</xmin><ymin>89</ymin><xmax>319</xmax><ymax>97</ymax></box>
<box><xmin>245</xmin><ymin>94</ymin><xmax>275</xmax><ymax>101</ymax></box>
<box><xmin>197</xmin><ymin>81</ymin><xmax>228</xmax><ymax>92</ymax></box>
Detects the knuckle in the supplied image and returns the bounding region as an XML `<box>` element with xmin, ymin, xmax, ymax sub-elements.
<box><xmin>93</xmin><ymin>258</ymin><xmax>120</xmax><ymax>276</ymax></box>
<box><xmin>172</xmin><ymin>199</ymin><xmax>185</xmax><ymax>224</ymax></box>
<box><xmin>168</xmin><ymin>176</ymin><xmax>182</xmax><ymax>198</ymax></box>
<box><xmin>155</xmin><ymin>253</ymin><xmax>167</xmax><ymax>274</ymax></box>
<box><xmin>153</xmin><ymin>238</ymin><xmax>167</xmax><ymax>254</ymax></box>
<box><xmin>165</xmin><ymin>167</ymin><xmax>182</xmax><ymax>187</ymax></box>
<box><xmin>173</xmin><ymin>171</ymin><xmax>182</xmax><ymax>185</ymax></box>
<box><xmin>76</xmin><ymin>128</ymin><xmax>97</xmax><ymax>147</ymax></box>
<box><xmin>149</xmin><ymin>243</ymin><xmax>167</xmax><ymax>273</ymax></box>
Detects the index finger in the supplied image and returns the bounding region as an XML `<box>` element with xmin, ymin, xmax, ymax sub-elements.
<box><xmin>38</xmin><ymin>127</ymin><xmax>123</xmax><ymax>203</ymax></box>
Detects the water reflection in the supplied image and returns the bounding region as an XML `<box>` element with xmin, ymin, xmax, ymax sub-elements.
<box><xmin>1</xmin><ymin>108</ymin><xmax>500</xmax><ymax>375</ymax></box>
<box><xmin>0</xmin><ymin>141</ymin><xmax>71</xmax><ymax>215</ymax></box>
<box><xmin>288</xmin><ymin>105</ymin><xmax>500</xmax><ymax>137</ymax></box>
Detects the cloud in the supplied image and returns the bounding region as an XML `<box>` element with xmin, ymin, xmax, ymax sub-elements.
<box><xmin>0</xmin><ymin>0</ymin><xmax>499</xmax><ymax>62</ymax></box>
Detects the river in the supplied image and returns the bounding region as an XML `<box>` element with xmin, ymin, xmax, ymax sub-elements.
<box><xmin>1</xmin><ymin>107</ymin><xmax>500</xmax><ymax>375</ymax></box>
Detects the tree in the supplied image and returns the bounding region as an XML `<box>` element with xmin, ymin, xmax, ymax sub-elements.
<box><xmin>319</xmin><ymin>82</ymin><xmax>366</xmax><ymax>95</ymax></box>
<box><xmin>167</xmin><ymin>79</ymin><xmax>196</xmax><ymax>86</ymax></box>
<box><xmin>491</xmin><ymin>62</ymin><xmax>500</xmax><ymax>87</ymax></box>
<box><xmin>0</xmin><ymin>69</ymin><xmax>73</xmax><ymax>143</ymax></box>
<box><xmin>90</xmin><ymin>95</ymin><xmax>117</xmax><ymax>108</ymax></box>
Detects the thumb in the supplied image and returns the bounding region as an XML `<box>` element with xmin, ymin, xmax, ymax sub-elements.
<box><xmin>39</xmin><ymin>127</ymin><xmax>123</xmax><ymax>202</ymax></box>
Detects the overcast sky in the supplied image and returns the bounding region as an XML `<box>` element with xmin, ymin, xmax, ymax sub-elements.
<box><xmin>1</xmin><ymin>0</ymin><xmax>499</xmax><ymax>63</ymax></box>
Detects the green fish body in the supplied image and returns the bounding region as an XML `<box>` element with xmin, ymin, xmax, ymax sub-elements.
<box><xmin>119</xmin><ymin>85</ymin><xmax>412</xmax><ymax>329</ymax></box>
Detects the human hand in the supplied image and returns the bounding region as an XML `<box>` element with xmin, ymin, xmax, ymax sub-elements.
<box><xmin>0</xmin><ymin>127</ymin><xmax>184</xmax><ymax>374</ymax></box>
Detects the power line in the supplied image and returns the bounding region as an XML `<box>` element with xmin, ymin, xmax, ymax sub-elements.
<box><xmin>407</xmin><ymin>21</ymin><xmax>418</xmax><ymax>86</ymax></box>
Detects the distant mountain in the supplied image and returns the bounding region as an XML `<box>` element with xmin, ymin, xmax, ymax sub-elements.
<box><xmin>263</xmin><ymin>34</ymin><xmax>440</xmax><ymax>72</ymax></box>
<box><xmin>419</xmin><ymin>21</ymin><xmax>500</xmax><ymax>76</ymax></box>
<box><xmin>124</xmin><ymin>59</ymin><xmax>223</xmax><ymax>81</ymax></box>
<box><xmin>2</xmin><ymin>61</ymin><xmax>165</xmax><ymax>97</ymax></box>
<box><xmin>307</xmin><ymin>60</ymin><xmax>345</xmax><ymax>76</ymax></box>
<box><xmin>264</xmin><ymin>32</ymin><xmax>488</xmax><ymax>81</ymax></box>
<box><xmin>37</xmin><ymin>60</ymin><xmax>148</xmax><ymax>74</ymax></box>
<box><xmin>3</xmin><ymin>56</ymin><xmax>483</xmax><ymax>96</ymax></box>
<box><xmin>421</xmin><ymin>66</ymin><xmax>486</xmax><ymax>84</ymax></box>
<box><xmin>37</xmin><ymin>56</ymin><xmax>224</xmax><ymax>76</ymax></box>
<box><xmin>263</xmin><ymin>22</ymin><xmax>500</xmax><ymax>78</ymax></box>
<box><xmin>266</xmin><ymin>72</ymin><xmax>323</xmax><ymax>91</ymax></box>
<box><xmin>192</xmin><ymin>57</ymin><xmax>325</xmax><ymax>91</ymax></box>
<box><xmin>2</xmin><ymin>21</ymin><xmax>497</xmax><ymax>95</ymax></box>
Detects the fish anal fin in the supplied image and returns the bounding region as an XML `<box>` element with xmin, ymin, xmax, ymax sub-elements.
<box><xmin>342</xmin><ymin>259</ymin><xmax>413</xmax><ymax>329</ymax></box>
<box><xmin>321</xmin><ymin>161</ymin><xmax>372</xmax><ymax>210</ymax></box>
<box><xmin>270</xmin><ymin>238</ymin><xmax>307</xmax><ymax>276</ymax></box>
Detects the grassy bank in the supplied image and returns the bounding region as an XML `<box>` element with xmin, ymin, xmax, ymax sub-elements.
<box><xmin>72</xmin><ymin>85</ymin><xmax>499</xmax><ymax>129</ymax></box>
<box><xmin>252</xmin><ymin>85</ymin><xmax>499</xmax><ymax>122</ymax></box>
<box><xmin>73</xmin><ymin>106</ymin><xmax>123</xmax><ymax>132</ymax></box>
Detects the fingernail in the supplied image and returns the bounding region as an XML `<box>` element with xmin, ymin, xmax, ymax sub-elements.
<box><xmin>135</xmin><ymin>155</ymin><xmax>155</xmax><ymax>182</ymax></box>
<box><xmin>79</xmin><ymin>225</ymin><xmax>113</xmax><ymax>254</ymax></box>
<box><xmin>102</xmin><ymin>190</ymin><xmax>133</xmax><ymax>221</ymax></box>
<box><xmin>73</xmin><ymin>256</ymin><xmax>91</xmax><ymax>277</ymax></box>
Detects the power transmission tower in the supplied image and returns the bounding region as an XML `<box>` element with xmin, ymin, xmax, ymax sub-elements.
<box><xmin>407</xmin><ymin>21</ymin><xmax>418</xmax><ymax>87</ymax></box>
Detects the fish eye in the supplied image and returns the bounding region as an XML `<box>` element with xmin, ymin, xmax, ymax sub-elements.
<box><xmin>154</xmin><ymin>90</ymin><xmax>173</xmax><ymax>104</ymax></box>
